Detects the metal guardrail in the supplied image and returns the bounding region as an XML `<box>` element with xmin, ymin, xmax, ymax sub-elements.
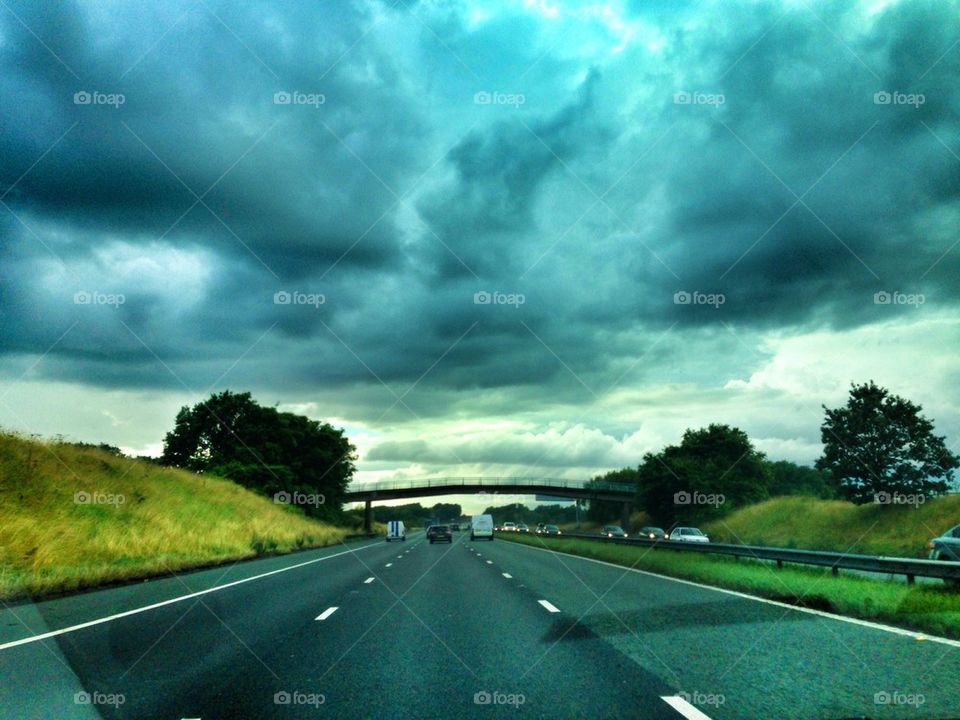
<box><xmin>529</xmin><ymin>531</ymin><xmax>960</xmax><ymax>584</ymax></box>
<box><xmin>345</xmin><ymin>477</ymin><xmax>635</xmax><ymax>495</ymax></box>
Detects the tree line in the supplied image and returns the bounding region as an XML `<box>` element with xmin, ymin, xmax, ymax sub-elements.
<box><xmin>588</xmin><ymin>381</ymin><xmax>958</xmax><ymax>526</ymax></box>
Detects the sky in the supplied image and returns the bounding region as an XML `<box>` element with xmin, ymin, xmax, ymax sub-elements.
<box><xmin>1</xmin><ymin>0</ymin><xmax>958</xmax><ymax>511</ymax></box>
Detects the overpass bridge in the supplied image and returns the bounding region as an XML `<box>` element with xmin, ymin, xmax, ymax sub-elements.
<box><xmin>344</xmin><ymin>477</ymin><xmax>636</xmax><ymax>533</ymax></box>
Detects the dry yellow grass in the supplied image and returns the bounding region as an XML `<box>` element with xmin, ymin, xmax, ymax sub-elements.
<box><xmin>0</xmin><ymin>431</ymin><xmax>350</xmax><ymax>599</ymax></box>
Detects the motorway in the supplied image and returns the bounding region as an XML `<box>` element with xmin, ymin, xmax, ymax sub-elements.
<box><xmin>1</xmin><ymin>531</ymin><xmax>958</xmax><ymax>719</ymax></box>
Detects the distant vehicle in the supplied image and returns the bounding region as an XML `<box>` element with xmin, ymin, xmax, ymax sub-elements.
<box><xmin>639</xmin><ymin>526</ymin><xmax>666</xmax><ymax>540</ymax></box>
<box><xmin>600</xmin><ymin>525</ymin><xmax>627</xmax><ymax>538</ymax></box>
<box><xmin>543</xmin><ymin>525</ymin><xmax>561</xmax><ymax>535</ymax></box>
<box><xmin>928</xmin><ymin>524</ymin><xmax>960</xmax><ymax>561</ymax></box>
<box><xmin>503</xmin><ymin>522</ymin><xmax>517</xmax><ymax>532</ymax></box>
<box><xmin>448</xmin><ymin>522</ymin><xmax>458</xmax><ymax>532</ymax></box>
<box><xmin>471</xmin><ymin>514</ymin><xmax>494</xmax><ymax>541</ymax></box>
<box><xmin>386</xmin><ymin>520</ymin><xmax>406</xmax><ymax>542</ymax></box>
<box><xmin>670</xmin><ymin>527</ymin><xmax>709</xmax><ymax>543</ymax></box>
<box><xmin>535</xmin><ymin>523</ymin><xmax>545</xmax><ymax>534</ymax></box>
<box><xmin>517</xmin><ymin>523</ymin><xmax>529</xmax><ymax>533</ymax></box>
<box><xmin>429</xmin><ymin>524</ymin><xmax>452</xmax><ymax>543</ymax></box>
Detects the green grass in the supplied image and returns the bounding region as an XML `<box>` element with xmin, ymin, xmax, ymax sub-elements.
<box><xmin>701</xmin><ymin>494</ymin><xmax>960</xmax><ymax>557</ymax></box>
<box><xmin>0</xmin><ymin>431</ymin><xmax>360</xmax><ymax>600</ymax></box>
<box><xmin>498</xmin><ymin>532</ymin><xmax>960</xmax><ymax>640</ymax></box>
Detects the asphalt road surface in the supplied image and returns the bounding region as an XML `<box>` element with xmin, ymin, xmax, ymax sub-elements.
<box><xmin>1</xmin><ymin>531</ymin><xmax>958</xmax><ymax>719</ymax></box>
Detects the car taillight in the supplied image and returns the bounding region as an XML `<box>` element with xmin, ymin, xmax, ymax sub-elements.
<box><xmin>926</xmin><ymin>541</ymin><xmax>935</xmax><ymax>549</ymax></box>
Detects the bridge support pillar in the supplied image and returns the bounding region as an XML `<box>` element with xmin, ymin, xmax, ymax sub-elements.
<box><xmin>621</xmin><ymin>502</ymin><xmax>631</xmax><ymax>532</ymax></box>
<box><xmin>364</xmin><ymin>499</ymin><xmax>372</xmax><ymax>535</ymax></box>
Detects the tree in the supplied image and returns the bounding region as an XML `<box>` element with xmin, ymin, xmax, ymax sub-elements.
<box><xmin>765</xmin><ymin>460</ymin><xmax>836</xmax><ymax>499</ymax></box>
<box><xmin>585</xmin><ymin>468</ymin><xmax>638</xmax><ymax>523</ymax></box>
<box><xmin>636</xmin><ymin>424</ymin><xmax>771</xmax><ymax>526</ymax></box>
<box><xmin>161</xmin><ymin>390</ymin><xmax>356</xmax><ymax>514</ymax></box>
<box><xmin>816</xmin><ymin>381</ymin><xmax>958</xmax><ymax>505</ymax></box>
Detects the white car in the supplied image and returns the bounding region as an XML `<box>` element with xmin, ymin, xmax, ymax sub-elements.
<box><xmin>471</xmin><ymin>514</ymin><xmax>494</xmax><ymax>541</ymax></box>
<box><xmin>502</xmin><ymin>522</ymin><xmax>517</xmax><ymax>532</ymax></box>
<box><xmin>669</xmin><ymin>527</ymin><xmax>709</xmax><ymax>543</ymax></box>
<box><xmin>386</xmin><ymin>520</ymin><xmax>406</xmax><ymax>542</ymax></box>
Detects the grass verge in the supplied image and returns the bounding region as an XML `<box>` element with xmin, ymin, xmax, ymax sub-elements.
<box><xmin>702</xmin><ymin>494</ymin><xmax>960</xmax><ymax>557</ymax></box>
<box><xmin>0</xmin><ymin>431</ymin><xmax>361</xmax><ymax>601</ymax></box>
<box><xmin>498</xmin><ymin>531</ymin><xmax>960</xmax><ymax>640</ymax></box>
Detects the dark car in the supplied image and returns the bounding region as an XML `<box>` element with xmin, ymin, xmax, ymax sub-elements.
<box><xmin>543</xmin><ymin>524</ymin><xmax>562</xmax><ymax>535</ymax></box>
<box><xmin>535</xmin><ymin>523</ymin><xmax>546</xmax><ymax>534</ymax></box>
<box><xmin>429</xmin><ymin>524</ymin><xmax>453</xmax><ymax>543</ymax></box>
<box><xmin>600</xmin><ymin>525</ymin><xmax>627</xmax><ymax>538</ymax></box>
<box><xmin>517</xmin><ymin>523</ymin><xmax>529</xmax><ymax>533</ymax></box>
<box><xmin>639</xmin><ymin>526</ymin><xmax>666</xmax><ymax>540</ymax></box>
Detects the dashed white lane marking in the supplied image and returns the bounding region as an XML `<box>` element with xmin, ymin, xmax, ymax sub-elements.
<box><xmin>502</xmin><ymin>573</ymin><xmax>512</xmax><ymax>578</ymax></box>
<box><xmin>661</xmin><ymin>695</ymin><xmax>713</xmax><ymax>720</ymax></box>
<box><xmin>538</xmin><ymin>599</ymin><xmax>560</xmax><ymax>613</ymax></box>
<box><xmin>397</xmin><ymin>555</ymin><xmax>402</xmax><ymax>559</ymax></box>
<box><xmin>0</xmin><ymin>542</ymin><xmax>382</xmax><ymax>652</ymax></box>
<box><xmin>364</xmin><ymin>577</ymin><xmax>375</xmax><ymax>584</ymax></box>
<box><xmin>486</xmin><ymin>560</ymin><xmax>493</xmax><ymax>564</ymax></box>
<box><xmin>385</xmin><ymin>563</ymin><xmax>393</xmax><ymax>567</ymax></box>
<box><xmin>315</xmin><ymin>607</ymin><xmax>339</xmax><ymax>621</ymax></box>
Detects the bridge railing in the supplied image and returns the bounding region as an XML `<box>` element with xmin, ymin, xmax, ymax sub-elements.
<box><xmin>345</xmin><ymin>476</ymin><xmax>634</xmax><ymax>495</ymax></box>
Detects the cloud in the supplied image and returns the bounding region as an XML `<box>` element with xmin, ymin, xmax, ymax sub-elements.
<box><xmin>1</xmin><ymin>0</ymin><xmax>958</xmax><ymax>482</ymax></box>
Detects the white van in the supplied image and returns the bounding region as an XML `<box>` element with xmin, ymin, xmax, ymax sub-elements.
<box><xmin>471</xmin><ymin>514</ymin><xmax>494</xmax><ymax>541</ymax></box>
<box><xmin>386</xmin><ymin>520</ymin><xmax>406</xmax><ymax>542</ymax></box>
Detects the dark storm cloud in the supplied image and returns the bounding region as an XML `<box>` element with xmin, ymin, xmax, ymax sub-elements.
<box><xmin>1</xmin><ymin>0</ymin><xmax>958</xmax><ymax>411</ymax></box>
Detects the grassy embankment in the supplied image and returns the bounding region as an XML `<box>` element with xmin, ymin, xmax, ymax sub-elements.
<box><xmin>500</xmin><ymin>495</ymin><xmax>960</xmax><ymax>639</ymax></box>
<box><xmin>702</xmin><ymin>494</ymin><xmax>960</xmax><ymax>557</ymax></box>
<box><xmin>0</xmin><ymin>431</ymin><xmax>366</xmax><ymax>600</ymax></box>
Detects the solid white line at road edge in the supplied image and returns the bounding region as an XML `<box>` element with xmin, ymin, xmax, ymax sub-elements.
<box><xmin>538</xmin><ymin>599</ymin><xmax>561</xmax><ymax>613</ymax></box>
<box><xmin>661</xmin><ymin>695</ymin><xmax>713</xmax><ymax>720</ymax></box>
<box><xmin>0</xmin><ymin>541</ymin><xmax>382</xmax><ymax>651</ymax></box>
<box><xmin>506</xmin><ymin>540</ymin><xmax>960</xmax><ymax>648</ymax></box>
<box><xmin>315</xmin><ymin>607</ymin><xmax>338</xmax><ymax>621</ymax></box>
